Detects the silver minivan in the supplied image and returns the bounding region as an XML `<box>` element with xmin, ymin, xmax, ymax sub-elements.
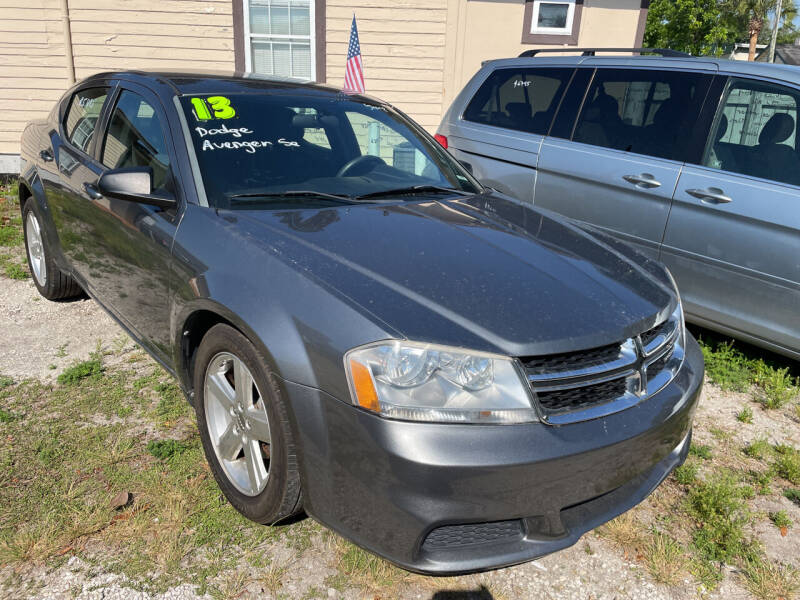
<box><xmin>438</xmin><ymin>51</ymin><xmax>800</xmax><ymax>361</ymax></box>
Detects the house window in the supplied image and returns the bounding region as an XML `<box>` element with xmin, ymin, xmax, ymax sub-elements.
<box><xmin>244</xmin><ymin>0</ymin><xmax>315</xmax><ymax>81</ymax></box>
<box><xmin>522</xmin><ymin>0</ymin><xmax>583</xmax><ymax>45</ymax></box>
<box><xmin>531</xmin><ymin>1</ymin><xmax>575</xmax><ymax>35</ymax></box>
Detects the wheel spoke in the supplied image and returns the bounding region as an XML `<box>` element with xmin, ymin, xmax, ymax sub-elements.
<box><xmin>247</xmin><ymin>408</ymin><xmax>271</xmax><ymax>443</ymax></box>
<box><xmin>233</xmin><ymin>358</ymin><xmax>254</xmax><ymax>407</ymax></box>
<box><xmin>243</xmin><ymin>438</ymin><xmax>265</xmax><ymax>493</ymax></box>
<box><xmin>207</xmin><ymin>371</ymin><xmax>236</xmax><ymax>411</ymax></box>
<box><xmin>216</xmin><ymin>421</ymin><xmax>242</xmax><ymax>461</ymax></box>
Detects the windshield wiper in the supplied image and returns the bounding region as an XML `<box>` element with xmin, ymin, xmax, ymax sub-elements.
<box><xmin>354</xmin><ymin>185</ymin><xmax>475</xmax><ymax>201</ymax></box>
<box><xmin>227</xmin><ymin>190</ymin><xmax>356</xmax><ymax>205</ymax></box>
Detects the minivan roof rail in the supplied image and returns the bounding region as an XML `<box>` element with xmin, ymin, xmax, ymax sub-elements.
<box><xmin>518</xmin><ymin>48</ymin><xmax>692</xmax><ymax>58</ymax></box>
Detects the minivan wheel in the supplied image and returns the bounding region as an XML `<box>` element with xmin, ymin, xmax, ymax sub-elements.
<box><xmin>22</xmin><ymin>202</ymin><xmax>82</xmax><ymax>300</ymax></box>
<box><xmin>194</xmin><ymin>324</ymin><xmax>303</xmax><ymax>524</ymax></box>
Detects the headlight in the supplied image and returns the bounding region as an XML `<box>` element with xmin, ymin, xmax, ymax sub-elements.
<box><xmin>344</xmin><ymin>341</ymin><xmax>536</xmax><ymax>424</ymax></box>
<box><xmin>664</xmin><ymin>267</ymin><xmax>686</xmax><ymax>346</ymax></box>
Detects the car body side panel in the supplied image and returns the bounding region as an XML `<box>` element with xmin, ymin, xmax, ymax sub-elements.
<box><xmin>534</xmin><ymin>139</ymin><xmax>681</xmax><ymax>260</ymax></box>
<box><xmin>664</xmin><ymin>165</ymin><xmax>800</xmax><ymax>357</ymax></box>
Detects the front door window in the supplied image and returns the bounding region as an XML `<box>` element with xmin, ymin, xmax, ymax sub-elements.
<box><xmin>703</xmin><ymin>78</ymin><xmax>800</xmax><ymax>187</ymax></box>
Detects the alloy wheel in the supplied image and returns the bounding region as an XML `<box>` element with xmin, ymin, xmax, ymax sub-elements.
<box><xmin>25</xmin><ymin>210</ymin><xmax>46</xmax><ymax>286</ymax></box>
<box><xmin>204</xmin><ymin>352</ymin><xmax>272</xmax><ymax>496</ymax></box>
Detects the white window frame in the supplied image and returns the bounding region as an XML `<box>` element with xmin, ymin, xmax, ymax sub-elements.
<box><xmin>530</xmin><ymin>0</ymin><xmax>576</xmax><ymax>36</ymax></box>
<box><xmin>243</xmin><ymin>0</ymin><xmax>317</xmax><ymax>82</ymax></box>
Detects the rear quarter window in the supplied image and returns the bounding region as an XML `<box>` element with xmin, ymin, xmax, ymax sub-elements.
<box><xmin>463</xmin><ymin>67</ymin><xmax>574</xmax><ymax>135</ymax></box>
<box><xmin>63</xmin><ymin>87</ymin><xmax>109</xmax><ymax>154</ymax></box>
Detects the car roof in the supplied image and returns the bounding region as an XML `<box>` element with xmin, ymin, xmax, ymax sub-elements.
<box><xmin>84</xmin><ymin>69</ymin><xmax>376</xmax><ymax>100</ymax></box>
<box><xmin>481</xmin><ymin>55</ymin><xmax>800</xmax><ymax>85</ymax></box>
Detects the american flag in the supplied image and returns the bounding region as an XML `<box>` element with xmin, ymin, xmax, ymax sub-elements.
<box><xmin>342</xmin><ymin>15</ymin><xmax>365</xmax><ymax>94</ymax></box>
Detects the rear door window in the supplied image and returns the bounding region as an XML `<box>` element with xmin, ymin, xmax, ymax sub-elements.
<box><xmin>572</xmin><ymin>69</ymin><xmax>711</xmax><ymax>161</ymax></box>
<box><xmin>463</xmin><ymin>67</ymin><xmax>574</xmax><ymax>134</ymax></box>
<box><xmin>702</xmin><ymin>78</ymin><xmax>800</xmax><ymax>186</ymax></box>
<box><xmin>63</xmin><ymin>87</ymin><xmax>109</xmax><ymax>154</ymax></box>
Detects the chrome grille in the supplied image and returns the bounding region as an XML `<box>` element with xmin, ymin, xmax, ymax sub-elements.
<box><xmin>536</xmin><ymin>378</ymin><xmax>628</xmax><ymax>413</ymax></box>
<box><xmin>523</xmin><ymin>306</ymin><xmax>685</xmax><ymax>425</ymax></box>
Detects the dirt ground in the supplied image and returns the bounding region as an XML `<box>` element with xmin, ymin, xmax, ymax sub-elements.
<box><xmin>1</xmin><ymin>276</ymin><xmax>798</xmax><ymax>600</ymax></box>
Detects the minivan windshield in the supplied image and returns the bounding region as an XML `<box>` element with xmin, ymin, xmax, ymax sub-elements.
<box><xmin>179</xmin><ymin>93</ymin><xmax>481</xmax><ymax>208</ymax></box>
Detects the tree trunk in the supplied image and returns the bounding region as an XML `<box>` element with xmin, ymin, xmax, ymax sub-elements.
<box><xmin>748</xmin><ymin>17</ymin><xmax>763</xmax><ymax>61</ymax></box>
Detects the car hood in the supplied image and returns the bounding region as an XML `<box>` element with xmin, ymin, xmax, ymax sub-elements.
<box><xmin>230</xmin><ymin>193</ymin><xmax>676</xmax><ymax>357</ymax></box>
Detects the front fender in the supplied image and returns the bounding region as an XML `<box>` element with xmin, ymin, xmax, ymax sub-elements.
<box><xmin>169</xmin><ymin>205</ymin><xmax>394</xmax><ymax>404</ymax></box>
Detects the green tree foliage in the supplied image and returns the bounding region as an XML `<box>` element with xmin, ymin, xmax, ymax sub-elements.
<box><xmin>644</xmin><ymin>0</ymin><xmax>798</xmax><ymax>57</ymax></box>
<box><xmin>644</xmin><ymin>0</ymin><xmax>735</xmax><ymax>55</ymax></box>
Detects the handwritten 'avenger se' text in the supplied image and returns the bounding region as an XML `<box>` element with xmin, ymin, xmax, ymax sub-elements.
<box><xmin>195</xmin><ymin>125</ymin><xmax>301</xmax><ymax>154</ymax></box>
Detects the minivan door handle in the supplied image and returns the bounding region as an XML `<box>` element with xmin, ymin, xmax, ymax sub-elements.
<box><xmin>39</xmin><ymin>149</ymin><xmax>54</xmax><ymax>162</ymax></box>
<box><xmin>686</xmin><ymin>187</ymin><xmax>732</xmax><ymax>204</ymax></box>
<box><xmin>622</xmin><ymin>173</ymin><xmax>661</xmax><ymax>189</ymax></box>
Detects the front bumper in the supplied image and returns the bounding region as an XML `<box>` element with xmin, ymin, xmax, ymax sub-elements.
<box><xmin>282</xmin><ymin>334</ymin><xmax>703</xmax><ymax>574</ymax></box>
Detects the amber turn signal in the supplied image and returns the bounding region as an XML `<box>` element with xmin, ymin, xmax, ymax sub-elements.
<box><xmin>349</xmin><ymin>359</ymin><xmax>380</xmax><ymax>412</ymax></box>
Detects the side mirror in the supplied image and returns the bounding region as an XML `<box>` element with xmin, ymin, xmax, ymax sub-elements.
<box><xmin>97</xmin><ymin>167</ymin><xmax>177</xmax><ymax>209</ymax></box>
<box><xmin>458</xmin><ymin>159</ymin><xmax>474</xmax><ymax>175</ymax></box>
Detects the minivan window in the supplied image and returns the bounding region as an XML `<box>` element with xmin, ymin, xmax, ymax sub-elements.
<box><xmin>64</xmin><ymin>87</ymin><xmax>108</xmax><ymax>154</ymax></box>
<box><xmin>703</xmin><ymin>78</ymin><xmax>800</xmax><ymax>187</ymax></box>
<box><xmin>463</xmin><ymin>68</ymin><xmax>574</xmax><ymax>134</ymax></box>
<box><xmin>102</xmin><ymin>90</ymin><xmax>171</xmax><ymax>190</ymax></box>
<box><xmin>572</xmin><ymin>69</ymin><xmax>711</xmax><ymax>161</ymax></box>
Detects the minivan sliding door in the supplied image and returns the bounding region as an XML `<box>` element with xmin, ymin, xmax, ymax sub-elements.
<box><xmin>535</xmin><ymin>67</ymin><xmax>714</xmax><ymax>260</ymax></box>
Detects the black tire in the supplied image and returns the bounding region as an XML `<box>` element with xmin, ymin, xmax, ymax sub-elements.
<box><xmin>22</xmin><ymin>200</ymin><xmax>82</xmax><ymax>300</ymax></box>
<box><xmin>193</xmin><ymin>323</ymin><xmax>303</xmax><ymax>524</ymax></box>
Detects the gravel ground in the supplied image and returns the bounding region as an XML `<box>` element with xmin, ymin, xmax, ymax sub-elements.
<box><xmin>0</xmin><ymin>280</ymin><xmax>122</xmax><ymax>381</ymax></box>
<box><xmin>0</xmin><ymin>275</ymin><xmax>792</xmax><ymax>600</ymax></box>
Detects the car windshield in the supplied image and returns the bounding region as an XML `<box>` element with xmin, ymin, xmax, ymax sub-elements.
<box><xmin>179</xmin><ymin>92</ymin><xmax>481</xmax><ymax>208</ymax></box>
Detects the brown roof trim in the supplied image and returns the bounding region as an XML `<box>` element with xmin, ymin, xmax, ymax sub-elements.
<box><xmin>635</xmin><ymin>0</ymin><xmax>649</xmax><ymax>47</ymax></box>
<box><xmin>522</xmin><ymin>0</ymin><xmax>584</xmax><ymax>46</ymax></box>
<box><xmin>232</xmin><ymin>0</ymin><xmax>245</xmax><ymax>72</ymax></box>
<box><xmin>315</xmin><ymin>0</ymin><xmax>326</xmax><ymax>83</ymax></box>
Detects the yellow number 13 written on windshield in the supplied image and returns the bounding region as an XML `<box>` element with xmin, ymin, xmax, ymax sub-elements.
<box><xmin>191</xmin><ymin>96</ymin><xmax>236</xmax><ymax>120</ymax></box>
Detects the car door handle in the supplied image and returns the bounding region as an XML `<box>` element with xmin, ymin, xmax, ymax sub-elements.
<box><xmin>83</xmin><ymin>182</ymin><xmax>103</xmax><ymax>200</ymax></box>
<box><xmin>622</xmin><ymin>173</ymin><xmax>661</xmax><ymax>189</ymax></box>
<box><xmin>39</xmin><ymin>149</ymin><xmax>54</xmax><ymax>162</ymax></box>
<box><xmin>686</xmin><ymin>187</ymin><xmax>732</xmax><ymax>204</ymax></box>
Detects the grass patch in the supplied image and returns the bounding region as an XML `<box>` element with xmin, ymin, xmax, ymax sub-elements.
<box><xmin>673</xmin><ymin>463</ymin><xmax>698</xmax><ymax>485</ymax></box>
<box><xmin>685</xmin><ymin>471</ymin><xmax>756</xmax><ymax>564</ymax></box>
<box><xmin>146</xmin><ymin>439</ymin><xmax>193</xmax><ymax>461</ymax></box>
<box><xmin>597</xmin><ymin>511</ymin><xmax>648</xmax><ymax>551</ymax></box>
<box><xmin>57</xmin><ymin>359</ymin><xmax>103</xmax><ymax>385</ymax></box>
<box><xmin>4</xmin><ymin>263</ymin><xmax>28</xmax><ymax>280</ymax></box>
<box><xmin>689</xmin><ymin>443</ymin><xmax>712</xmax><ymax>460</ymax></box>
<box><xmin>0</xmin><ymin>363</ymin><xmax>288</xmax><ymax>596</ymax></box>
<box><xmin>644</xmin><ymin>531</ymin><xmax>689</xmax><ymax>586</ymax></box>
<box><xmin>698</xmin><ymin>336</ymin><xmax>799</xmax><ymax>408</ymax></box>
<box><xmin>744</xmin><ymin>437</ymin><xmax>773</xmax><ymax>460</ymax></box>
<box><xmin>153</xmin><ymin>381</ymin><xmax>186</xmax><ymax>427</ymax></box>
<box><xmin>773</xmin><ymin>444</ymin><xmax>800</xmax><ymax>485</ymax></box>
<box><xmin>0</xmin><ymin>181</ymin><xmax>28</xmax><ymax>281</ymax></box>
<box><xmin>750</xmin><ymin>469</ymin><xmax>774</xmax><ymax>495</ymax></box>
<box><xmin>0</xmin><ymin>375</ymin><xmax>13</xmax><ymax>389</ymax></box>
<box><xmin>328</xmin><ymin>538</ymin><xmax>408</xmax><ymax>591</ymax></box>
<box><xmin>769</xmin><ymin>510</ymin><xmax>792</xmax><ymax>531</ymax></box>
<box><xmin>785</xmin><ymin>488</ymin><xmax>800</xmax><ymax>506</ymax></box>
<box><xmin>736</xmin><ymin>406</ymin><xmax>753</xmax><ymax>424</ymax></box>
<box><xmin>741</xmin><ymin>557</ymin><xmax>800</xmax><ymax>600</ymax></box>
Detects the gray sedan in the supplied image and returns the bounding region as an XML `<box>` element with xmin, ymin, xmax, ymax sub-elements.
<box><xmin>19</xmin><ymin>70</ymin><xmax>702</xmax><ymax>574</ymax></box>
